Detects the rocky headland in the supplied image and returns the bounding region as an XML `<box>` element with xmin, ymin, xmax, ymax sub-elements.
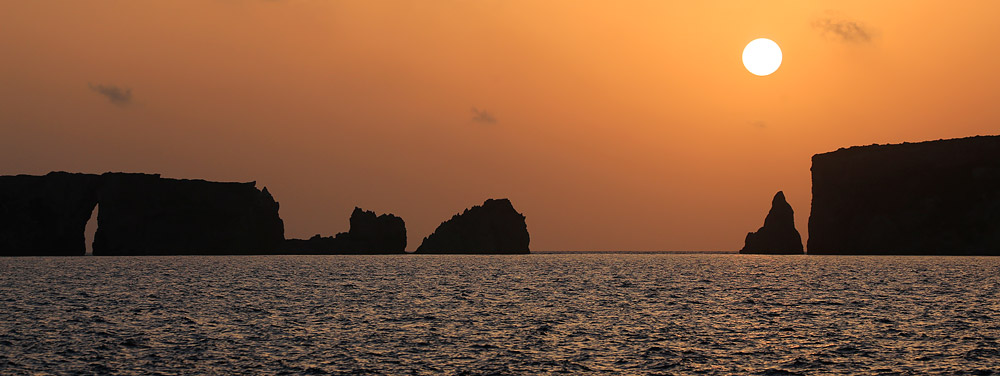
<box><xmin>808</xmin><ymin>135</ymin><xmax>1000</xmax><ymax>255</ymax></box>
<box><xmin>0</xmin><ymin>172</ymin><xmax>283</xmax><ymax>256</ymax></box>
<box><xmin>93</xmin><ymin>173</ymin><xmax>284</xmax><ymax>255</ymax></box>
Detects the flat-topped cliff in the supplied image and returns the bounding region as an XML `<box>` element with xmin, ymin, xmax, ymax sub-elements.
<box><xmin>808</xmin><ymin>135</ymin><xmax>1000</xmax><ymax>255</ymax></box>
<box><xmin>94</xmin><ymin>173</ymin><xmax>284</xmax><ymax>255</ymax></box>
<box><xmin>1</xmin><ymin>172</ymin><xmax>284</xmax><ymax>256</ymax></box>
<box><xmin>415</xmin><ymin>198</ymin><xmax>529</xmax><ymax>254</ymax></box>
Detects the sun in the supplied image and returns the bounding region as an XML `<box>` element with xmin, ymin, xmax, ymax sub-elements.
<box><xmin>742</xmin><ymin>38</ymin><xmax>782</xmax><ymax>76</ymax></box>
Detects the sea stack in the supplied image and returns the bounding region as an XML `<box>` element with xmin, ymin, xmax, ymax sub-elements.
<box><xmin>739</xmin><ymin>191</ymin><xmax>804</xmax><ymax>254</ymax></box>
<box><xmin>281</xmin><ymin>208</ymin><xmax>406</xmax><ymax>254</ymax></box>
<box><xmin>808</xmin><ymin>135</ymin><xmax>1000</xmax><ymax>255</ymax></box>
<box><xmin>415</xmin><ymin>198</ymin><xmax>529</xmax><ymax>254</ymax></box>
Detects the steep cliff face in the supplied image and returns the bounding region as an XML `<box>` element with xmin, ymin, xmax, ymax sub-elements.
<box><xmin>0</xmin><ymin>172</ymin><xmax>100</xmax><ymax>256</ymax></box>
<box><xmin>281</xmin><ymin>208</ymin><xmax>406</xmax><ymax>254</ymax></box>
<box><xmin>740</xmin><ymin>191</ymin><xmax>804</xmax><ymax>254</ymax></box>
<box><xmin>808</xmin><ymin>136</ymin><xmax>1000</xmax><ymax>255</ymax></box>
<box><xmin>93</xmin><ymin>173</ymin><xmax>284</xmax><ymax>255</ymax></box>
<box><xmin>415</xmin><ymin>198</ymin><xmax>529</xmax><ymax>254</ymax></box>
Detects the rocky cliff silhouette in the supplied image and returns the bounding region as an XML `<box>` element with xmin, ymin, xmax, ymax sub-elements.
<box><xmin>282</xmin><ymin>208</ymin><xmax>406</xmax><ymax>254</ymax></box>
<box><xmin>415</xmin><ymin>198</ymin><xmax>529</xmax><ymax>254</ymax></box>
<box><xmin>1</xmin><ymin>172</ymin><xmax>283</xmax><ymax>256</ymax></box>
<box><xmin>0</xmin><ymin>172</ymin><xmax>101</xmax><ymax>256</ymax></box>
<box><xmin>739</xmin><ymin>191</ymin><xmax>804</xmax><ymax>254</ymax></box>
<box><xmin>808</xmin><ymin>135</ymin><xmax>1000</xmax><ymax>255</ymax></box>
<box><xmin>93</xmin><ymin>173</ymin><xmax>284</xmax><ymax>255</ymax></box>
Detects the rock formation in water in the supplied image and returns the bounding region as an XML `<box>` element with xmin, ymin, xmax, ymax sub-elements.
<box><xmin>415</xmin><ymin>198</ymin><xmax>529</xmax><ymax>254</ymax></box>
<box><xmin>0</xmin><ymin>172</ymin><xmax>101</xmax><ymax>256</ymax></box>
<box><xmin>93</xmin><ymin>173</ymin><xmax>284</xmax><ymax>255</ymax></box>
<box><xmin>1</xmin><ymin>172</ymin><xmax>284</xmax><ymax>256</ymax></box>
<box><xmin>739</xmin><ymin>191</ymin><xmax>804</xmax><ymax>254</ymax></box>
<box><xmin>808</xmin><ymin>135</ymin><xmax>1000</xmax><ymax>255</ymax></box>
<box><xmin>281</xmin><ymin>208</ymin><xmax>406</xmax><ymax>254</ymax></box>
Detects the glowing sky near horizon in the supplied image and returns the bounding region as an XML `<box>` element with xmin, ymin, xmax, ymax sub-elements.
<box><xmin>3</xmin><ymin>1</ymin><xmax>1000</xmax><ymax>251</ymax></box>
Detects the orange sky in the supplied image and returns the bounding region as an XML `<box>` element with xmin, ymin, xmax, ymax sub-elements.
<box><xmin>3</xmin><ymin>1</ymin><xmax>1000</xmax><ymax>251</ymax></box>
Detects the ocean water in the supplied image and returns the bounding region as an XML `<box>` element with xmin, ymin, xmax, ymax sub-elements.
<box><xmin>1</xmin><ymin>254</ymin><xmax>999</xmax><ymax>375</ymax></box>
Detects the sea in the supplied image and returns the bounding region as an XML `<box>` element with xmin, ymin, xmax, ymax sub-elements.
<box><xmin>1</xmin><ymin>254</ymin><xmax>998</xmax><ymax>375</ymax></box>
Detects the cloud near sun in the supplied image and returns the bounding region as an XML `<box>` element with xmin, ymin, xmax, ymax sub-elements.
<box><xmin>88</xmin><ymin>83</ymin><xmax>133</xmax><ymax>106</ymax></box>
<box><xmin>813</xmin><ymin>13</ymin><xmax>875</xmax><ymax>43</ymax></box>
<box><xmin>471</xmin><ymin>108</ymin><xmax>497</xmax><ymax>124</ymax></box>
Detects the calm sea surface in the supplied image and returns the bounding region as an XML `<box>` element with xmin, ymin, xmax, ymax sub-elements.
<box><xmin>1</xmin><ymin>254</ymin><xmax>999</xmax><ymax>375</ymax></box>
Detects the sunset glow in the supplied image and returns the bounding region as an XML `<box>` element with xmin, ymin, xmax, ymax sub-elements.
<box><xmin>3</xmin><ymin>1</ymin><xmax>1000</xmax><ymax>252</ymax></box>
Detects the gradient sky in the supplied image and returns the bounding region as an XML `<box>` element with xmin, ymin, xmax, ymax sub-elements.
<box><xmin>3</xmin><ymin>1</ymin><xmax>1000</xmax><ymax>251</ymax></box>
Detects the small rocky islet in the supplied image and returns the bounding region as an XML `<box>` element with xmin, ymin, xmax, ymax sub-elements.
<box><xmin>415</xmin><ymin>198</ymin><xmax>530</xmax><ymax>254</ymax></box>
<box><xmin>281</xmin><ymin>208</ymin><xmax>407</xmax><ymax>255</ymax></box>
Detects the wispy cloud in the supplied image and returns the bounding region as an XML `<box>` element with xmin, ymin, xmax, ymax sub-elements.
<box><xmin>88</xmin><ymin>83</ymin><xmax>133</xmax><ymax>106</ymax></box>
<box><xmin>750</xmin><ymin>120</ymin><xmax>767</xmax><ymax>129</ymax></box>
<box><xmin>471</xmin><ymin>107</ymin><xmax>497</xmax><ymax>124</ymax></box>
<box><xmin>813</xmin><ymin>13</ymin><xmax>873</xmax><ymax>43</ymax></box>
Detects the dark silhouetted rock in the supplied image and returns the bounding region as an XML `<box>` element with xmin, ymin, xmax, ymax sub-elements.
<box><xmin>93</xmin><ymin>173</ymin><xmax>284</xmax><ymax>255</ymax></box>
<box><xmin>415</xmin><ymin>198</ymin><xmax>529</xmax><ymax>254</ymax></box>
<box><xmin>740</xmin><ymin>191</ymin><xmax>804</xmax><ymax>254</ymax></box>
<box><xmin>1</xmin><ymin>172</ymin><xmax>284</xmax><ymax>256</ymax></box>
<box><xmin>0</xmin><ymin>172</ymin><xmax>101</xmax><ymax>256</ymax></box>
<box><xmin>808</xmin><ymin>135</ymin><xmax>1000</xmax><ymax>255</ymax></box>
<box><xmin>340</xmin><ymin>208</ymin><xmax>407</xmax><ymax>253</ymax></box>
<box><xmin>281</xmin><ymin>208</ymin><xmax>406</xmax><ymax>254</ymax></box>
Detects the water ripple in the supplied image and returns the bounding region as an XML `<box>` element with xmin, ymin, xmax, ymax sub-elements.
<box><xmin>1</xmin><ymin>254</ymin><xmax>999</xmax><ymax>374</ymax></box>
